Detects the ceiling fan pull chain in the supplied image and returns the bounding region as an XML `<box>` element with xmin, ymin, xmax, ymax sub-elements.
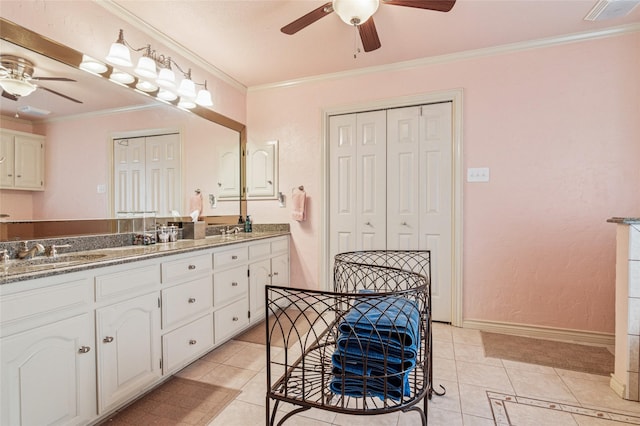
<box><xmin>353</xmin><ymin>24</ymin><xmax>361</xmax><ymax>59</ymax></box>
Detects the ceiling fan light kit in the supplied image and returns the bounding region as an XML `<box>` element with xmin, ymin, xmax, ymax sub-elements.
<box><xmin>100</xmin><ymin>29</ymin><xmax>213</xmax><ymax>109</ymax></box>
<box><xmin>333</xmin><ymin>0</ymin><xmax>380</xmax><ymax>25</ymax></box>
<box><xmin>281</xmin><ymin>0</ymin><xmax>456</xmax><ymax>53</ymax></box>
<box><xmin>0</xmin><ymin>78</ymin><xmax>36</xmax><ymax>97</ymax></box>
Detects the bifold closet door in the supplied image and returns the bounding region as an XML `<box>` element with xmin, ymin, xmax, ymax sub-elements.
<box><xmin>329</xmin><ymin>110</ymin><xmax>387</xmax><ymax>265</ymax></box>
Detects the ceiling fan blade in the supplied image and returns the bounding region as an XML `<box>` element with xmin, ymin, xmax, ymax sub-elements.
<box><xmin>32</xmin><ymin>76</ymin><xmax>76</xmax><ymax>82</ymax></box>
<box><xmin>281</xmin><ymin>2</ymin><xmax>334</xmax><ymax>35</ymax></box>
<box><xmin>39</xmin><ymin>86</ymin><xmax>83</xmax><ymax>104</ymax></box>
<box><xmin>358</xmin><ymin>18</ymin><xmax>382</xmax><ymax>52</ymax></box>
<box><xmin>383</xmin><ymin>0</ymin><xmax>456</xmax><ymax>12</ymax></box>
<box><xmin>1</xmin><ymin>90</ymin><xmax>18</xmax><ymax>101</ymax></box>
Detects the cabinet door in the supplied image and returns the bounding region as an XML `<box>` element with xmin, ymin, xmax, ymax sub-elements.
<box><xmin>246</xmin><ymin>141</ymin><xmax>276</xmax><ymax>198</ymax></box>
<box><xmin>249</xmin><ymin>258</ymin><xmax>270</xmax><ymax>321</ymax></box>
<box><xmin>96</xmin><ymin>292</ymin><xmax>161</xmax><ymax>414</ymax></box>
<box><xmin>14</xmin><ymin>135</ymin><xmax>44</xmax><ymax>190</ymax></box>
<box><xmin>1</xmin><ymin>313</ymin><xmax>96</xmax><ymax>426</ymax></box>
<box><xmin>271</xmin><ymin>253</ymin><xmax>289</xmax><ymax>288</ymax></box>
<box><xmin>0</xmin><ymin>132</ymin><xmax>15</xmax><ymax>187</ymax></box>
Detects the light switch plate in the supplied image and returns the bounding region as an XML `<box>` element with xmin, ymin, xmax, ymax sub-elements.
<box><xmin>467</xmin><ymin>167</ymin><xmax>490</xmax><ymax>182</ymax></box>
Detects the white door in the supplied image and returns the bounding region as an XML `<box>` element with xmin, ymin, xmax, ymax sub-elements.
<box><xmin>329</xmin><ymin>111</ymin><xmax>387</xmax><ymax>266</ymax></box>
<box><xmin>114</xmin><ymin>138</ymin><xmax>146</xmax><ymax>214</ymax></box>
<box><xmin>96</xmin><ymin>292</ymin><xmax>161</xmax><ymax>413</ymax></box>
<box><xmin>14</xmin><ymin>135</ymin><xmax>44</xmax><ymax>190</ymax></box>
<box><xmin>0</xmin><ymin>132</ymin><xmax>15</xmax><ymax>187</ymax></box>
<box><xmin>387</xmin><ymin>106</ymin><xmax>420</xmax><ymax>250</ymax></box>
<box><xmin>246</xmin><ymin>141</ymin><xmax>276</xmax><ymax>198</ymax></box>
<box><xmin>145</xmin><ymin>133</ymin><xmax>181</xmax><ymax>217</ymax></box>
<box><xmin>0</xmin><ymin>314</ymin><xmax>96</xmax><ymax>426</ymax></box>
<box><xmin>419</xmin><ymin>102</ymin><xmax>453</xmax><ymax>322</ymax></box>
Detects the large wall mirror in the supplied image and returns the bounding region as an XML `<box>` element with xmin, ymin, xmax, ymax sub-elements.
<box><xmin>0</xmin><ymin>18</ymin><xmax>246</xmax><ymax>241</ymax></box>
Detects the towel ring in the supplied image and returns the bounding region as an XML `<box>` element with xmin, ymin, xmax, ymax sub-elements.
<box><xmin>292</xmin><ymin>185</ymin><xmax>304</xmax><ymax>194</ymax></box>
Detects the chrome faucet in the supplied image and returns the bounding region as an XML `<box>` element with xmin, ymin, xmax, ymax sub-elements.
<box><xmin>227</xmin><ymin>226</ymin><xmax>242</xmax><ymax>234</ymax></box>
<box><xmin>45</xmin><ymin>244</ymin><xmax>72</xmax><ymax>258</ymax></box>
<box><xmin>17</xmin><ymin>241</ymin><xmax>45</xmax><ymax>260</ymax></box>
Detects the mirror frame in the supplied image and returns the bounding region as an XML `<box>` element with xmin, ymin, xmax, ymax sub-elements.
<box><xmin>0</xmin><ymin>17</ymin><xmax>247</xmax><ymax>232</ymax></box>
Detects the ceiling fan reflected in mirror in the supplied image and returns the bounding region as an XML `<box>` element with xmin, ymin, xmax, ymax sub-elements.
<box><xmin>0</xmin><ymin>54</ymin><xmax>82</xmax><ymax>104</ymax></box>
<box><xmin>281</xmin><ymin>0</ymin><xmax>456</xmax><ymax>53</ymax></box>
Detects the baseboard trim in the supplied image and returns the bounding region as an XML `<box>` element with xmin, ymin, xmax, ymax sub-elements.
<box><xmin>610</xmin><ymin>374</ymin><xmax>626</xmax><ymax>398</ymax></box>
<box><xmin>462</xmin><ymin>319</ymin><xmax>615</xmax><ymax>346</ymax></box>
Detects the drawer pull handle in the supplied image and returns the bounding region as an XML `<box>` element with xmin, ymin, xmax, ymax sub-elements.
<box><xmin>232</xmin><ymin>316</ymin><xmax>239</xmax><ymax>321</ymax></box>
<box><xmin>103</xmin><ymin>336</ymin><xmax>114</xmax><ymax>343</ymax></box>
<box><xmin>189</xmin><ymin>339</ymin><xmax>197</xmax><ymax>345</ymax></box>
<box><xmin>78</xmin><ymin>346</ymin><xmax>91</xmax><ymax>354</ymax></box>
<box><xmin>231</xmin><ymin>255</ymin><xmax>238</xmax><ymax>260</ymax></box>
<box><xmin>188</xmin><ymin>264</ymin><xmax>196</xmax><ymax>270</ymax></box>
<box><xmin>273</xmin><ymin>272</ymin><xmax>279</xmax><ymax>276</ymax></box>
<box><xmin>188</xmin><ymin>297</ymin><xmax>196</xmax><ymax>303</ymax></box>
<box><xmin>231</xmin><ymin>282</ymin><xmax>238</xmax><ymax>287</ymax></box>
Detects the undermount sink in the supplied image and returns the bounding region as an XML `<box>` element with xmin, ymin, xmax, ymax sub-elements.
<box><xmin>15</xmin><ymin>253</ymin><xmax>107</xmax><ymax>267</ymax></box>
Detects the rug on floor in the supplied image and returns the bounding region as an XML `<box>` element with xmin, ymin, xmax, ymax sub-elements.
<box><xmin>481</xmin><ymin>331</ymin><xmax>614</xmax><ymax>376</ymax></box>
<box><xmin>234</xmin><ymin>308</ymin><xmax>315</xmax><ymax>348</ymax></box>
<box><xmin>98</xmin><ymin>377</ymin><xmax>240</xmax><ymax>425</ymax></box>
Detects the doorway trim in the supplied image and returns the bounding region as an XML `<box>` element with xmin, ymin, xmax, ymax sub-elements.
<box><xmin>320</xmin><ymin>88</ymin><xmax>464</xmax><ymax>326</ymax></box>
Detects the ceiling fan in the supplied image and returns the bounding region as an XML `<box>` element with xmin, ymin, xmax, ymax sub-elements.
<box><xmin>281</xmin><ymin>0</ymin><xmax>456</xmax><ymax>53</ymax></box>
<box><xmin>0</xmin><ymin>54</ymin><xmax>82</xmax><ymax>103</ymax></box>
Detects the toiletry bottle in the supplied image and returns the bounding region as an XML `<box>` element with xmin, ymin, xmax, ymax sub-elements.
<box><xmin>245</xmin><ymin>215</ymin><xmax>252</xmax><ymax>233</ymax></box>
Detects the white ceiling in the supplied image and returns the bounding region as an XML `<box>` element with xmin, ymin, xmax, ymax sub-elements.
<box><xmin>109</xmin><ymin>0</ymin><xmax>640</xmax><ymax>88</ymax></box>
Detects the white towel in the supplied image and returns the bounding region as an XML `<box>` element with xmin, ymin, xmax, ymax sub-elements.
<box><xmin>291</xmin><ymin>188</ymin><xmax>306</xmax><ymax>221</ymax></box>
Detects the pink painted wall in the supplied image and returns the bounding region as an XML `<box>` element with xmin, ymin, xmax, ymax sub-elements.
<box><xmin>247</xmin><ymin>33</ymin><xmax>640</xmax><ymax>334</ymax></box>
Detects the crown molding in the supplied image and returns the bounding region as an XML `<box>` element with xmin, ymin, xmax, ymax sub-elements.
<box><xmin>249</xmin><ymin>23</ymin><xmax>640</xmax><ymax>92</ymax></box>
<box><xmin>96</xmin><ymin>0</ymin><xmax>247</xmax><ymax>93</ymax></box>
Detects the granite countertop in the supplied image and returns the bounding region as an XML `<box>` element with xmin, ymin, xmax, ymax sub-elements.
<box><xmin>607</xmin><ymin>217</ymin><xmax>640</xmax><ymax>224</ymax></box>
<box><xmin>0</xmin><ymin>231</ymin><xmax>289</xmax><ymax>285</ymax></box>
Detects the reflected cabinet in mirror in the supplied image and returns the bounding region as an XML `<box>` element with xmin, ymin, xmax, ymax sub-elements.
<box><xmin>0</xmin><ymin>18</ymin><xmax>246</xmax><ymax>241</ymax></box>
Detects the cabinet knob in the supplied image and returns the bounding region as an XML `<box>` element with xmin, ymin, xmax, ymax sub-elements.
<box><xmin>231</xmin><ymin>282</ymin><xmax>238</xmax><ymax>287</ymax></box>
<box><xmin>188</xmin><ymin>264</ymin><xmax>196</xmax><ymax>270</ymax></box>
<box><xmin>78</xmin><ymin>346</ymin><xmax>91</xmax><ymax>353</ymax></box>
<box><xmin>189</xmin><ymin>339</ymin><xmax>197</xmax><ymax>345</ymax></box>
<box><xmin>231</xmin><ymin>255</ymin><xmax>238</xmax><ymax>260</ymax></box>
<box><xmin>103</xmin><ymin>336</ymin><xmax>114</xmax><ymax>343</ymax></box>
<box><xmin>188</xmin><ymin>297</ymin><xmax>196</xmax><ymax>303</ymax></box>
<box><xmin>401</xmin><ymin>221</ymin><xmax>408</xmax><ymax>226</ymax></box>
<box><xmin>232</xmin><ymin>316</ymin><xmax>239</xmax><ymax>321</ymax></box>
<box><xmin>365</xmin><ymin>221</ymin><xmax>372</xmax><ymax>226</ymax></box>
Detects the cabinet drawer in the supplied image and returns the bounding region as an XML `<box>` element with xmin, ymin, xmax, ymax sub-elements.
<box><xmin>214</xmin><ymin>298</ymin><xmax>248</xmax><ymax>343</ymax></box>
<box><xmin>161</xmin><ymin>253</ymin><xmax>212</xmax><ymax>284</ymax></box>
<box><xmin>249</xmin><ymin>242</ymin><xmax>270</xmax><ymax>259</ymax></box>
<box><xmin>213</xmin><ymin>265</ymin><xmax>247</xmax><ymax>307</ymax></box>
<box><xmin>162</xmin><ymin>313</ymin><xmax>214</xmax><ymax>374</ymax></box>
<box><xmin>271</xmin><ymin>237</ymin><xmax>288</xmax><ymax>254</ymax></box>
<box><xmin>95</xmin><ymin>264</ymin><xmax>159</xmax><ymax>302</ymax></box>
<box><xmin>213</xmin><ymin>246</ymin><xmax>247</xmax><ymax>269</ymax></box>
<box><xmin>1</xmin><ymin>277</ymin><xmax>92</xmax><ymax>335</ymax></box>
<box><xmin>162</xmin><ymin>276</ymin><xmax>213</xmax><ymax>330</ymax></box>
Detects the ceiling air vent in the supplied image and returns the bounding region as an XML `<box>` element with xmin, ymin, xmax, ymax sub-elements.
<box><xmin>584</xmin><ymin>0</ymin><xmax>640</xmax><ymax>21</ymax></box>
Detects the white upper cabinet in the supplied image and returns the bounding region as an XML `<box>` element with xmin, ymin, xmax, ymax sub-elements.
<box><xmin>0</xmin><ymin>129</ymin><xmax>45</xmax><ymax>191</ymax></box>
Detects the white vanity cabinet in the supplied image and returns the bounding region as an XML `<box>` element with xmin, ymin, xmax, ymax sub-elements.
<box><xmin>160</xmin><ymin>253</ymin><xmax>214</xmax><ymax>374</ymax></box>
<box><xmin>0</xmin><ymin>128</ymin><xmax>45</xmax><ymax>190</ymax></box>
<box><xmin>248</xmin><ymin>236</ymin><xmax>290</xmax><ymax>321</ymax></box>
<box><xmin>0</xmin><ymin>273</ymin><xmax>96</xmax><ymax>426</ymax></box>
<box><xmin>0</xmin><ymin>233</ymin><xmax>289</xmax><ymax>425</ymax></box>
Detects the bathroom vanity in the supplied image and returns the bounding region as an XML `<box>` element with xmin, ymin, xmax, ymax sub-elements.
<box><xmin>0</xmin><ymin>231</ymin><xmax>289</xmax><ymax>425</ymax></box>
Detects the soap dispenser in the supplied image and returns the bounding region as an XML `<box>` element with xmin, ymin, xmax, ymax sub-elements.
<box><xmin>244</xmin><ymin>215</ymin><xmax>252</xmax><ymax>233</ymax></box>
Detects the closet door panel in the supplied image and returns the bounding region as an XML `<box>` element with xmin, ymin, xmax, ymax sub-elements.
<box><xmin>330</xmin><ymin>114</ymin><xmax>357</xmax><ymax>267</ymax></box>
<box><xmin>356</xmin><ymin>110</ymin><xmax>386</xmax><ymax>250</ymax></box>
<box><xmin>387</xmin><ymin>106</ymin><xmax>420</xmax><ymax>249</ymax></box>
<box><xmin>419</xmin><ymin>102</ymin><xmax>453</xmax><ymax>322</ymax></box>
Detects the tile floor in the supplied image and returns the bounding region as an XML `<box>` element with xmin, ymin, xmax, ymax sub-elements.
<box><xmin>167</xmin><ymin>323</ymin><xmax>640</xmax><ymax>425</ymax></box>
